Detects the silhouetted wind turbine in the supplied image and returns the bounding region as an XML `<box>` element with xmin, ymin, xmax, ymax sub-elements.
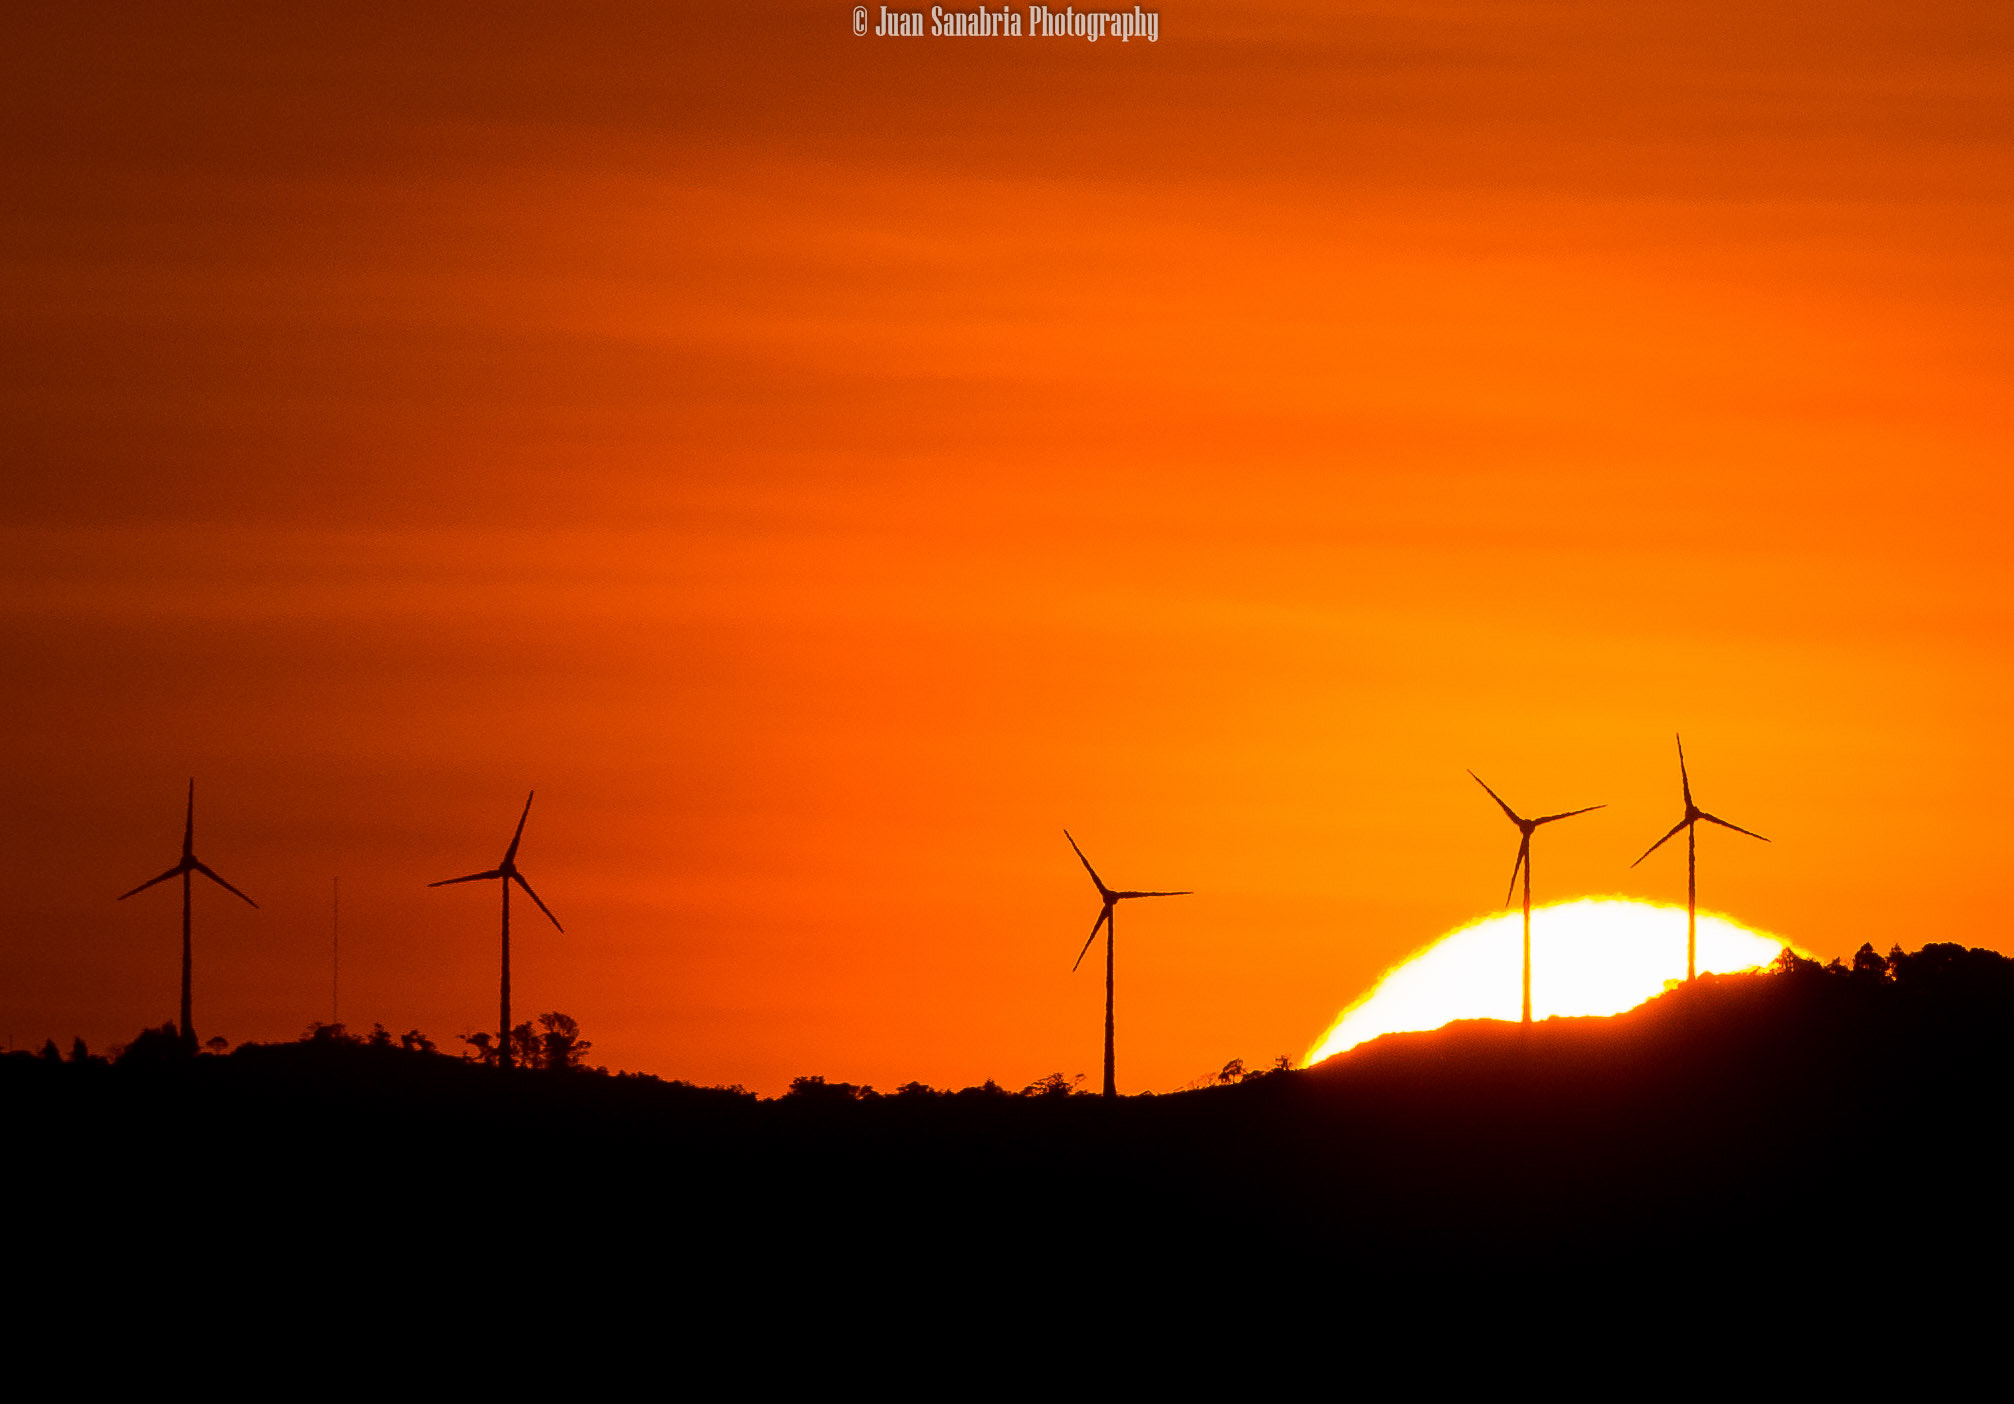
<box><xmin>430</xmin><ymin>791</ymin><xmax>563</xmax><ymax>1070</ymax></box>
<box><xmin>1469</xmin><ymin>772</ymin><xmax>1603</xmax><ymax>1025</ymax></box>
<box><xmin>116</xmin><ymin>780</ymin><xmax>258</xmax><ymax>1052</ymax></box>
<box><xmin>1632</xmin><ymin>735</ymin><xmax>1769</xmax><ymax>982</ymax></box>
<box><xmin>1066</xmin><ymin>831</ymin><xmax>1189</xmax><ymax>1099</ymax></box>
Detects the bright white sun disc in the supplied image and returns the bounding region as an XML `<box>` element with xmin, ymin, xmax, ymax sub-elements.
<box><xmin>1304</xmin><ymin>897</ymin><xmax>1799</xmax><ymax>1066</ymax></box>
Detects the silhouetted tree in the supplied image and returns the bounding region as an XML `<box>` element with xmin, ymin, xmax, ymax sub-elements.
<box><xmin>785</xmin><ymin>1074</ymin><xmax>865</xmax><ymax>1103</ymax></box>
<box><xmin>302</xmin><ymin>1021</ymin><xmax>359</xmax><ymax>1046</ymax></box>
<box><xmin>893</xmin><ymin>1081</ymin><xmax>940</xmax><ymax>1098</ymax></box>
<box><xmin>1770</xmin><ymin>948</ymin><xmax>1823</xmax><ymax>981</ymax></box>
<box><xmin>116</xmin><ymin>1023</ymin><xmax>190</xmax><ymax>1065</ymax></box>
<box><xmin>1753</xmin><ymin>940</ymin><xmax>2014</xmax><ymax>999</ymax></box>
<box><xmin>400</xmin><ymin>1029</ymin><xmax>437</xmax><ymax>1054</ymax></box>
<box><xmin>535</xmin><ymin>1012</ymin><xmax>591</xmax><ymax>1071</ymax></box>
<box><xmin>38</xmin><ymin>1038</ymin><xmax>60</xmax><ymax>1063</ymax></box>
<box><xmin>69</xmin><ymin>1037</ymin><xmax>94</xmax><ymax>1064</ymax></box>
<box><xmin>507</xmin><ymin>1021</ymin><xmax>540</xmax><ymax>1070</ymax></box>
<box><xmin>204</xmin><ymin>1035</ymin><xmax>228</xmax><ymax>1054</ymax></box>
<box><xmin>460</xmin><ymin>1031</ymin><xmax>500</xmax><ymax>1067</ymax></box>
<box><xmin>1889</xmin><ymin>941</ymin><xmax>2007</xmax><ymax>990</ymax></box>
<box><xmin>367</xmin><ymin>1023</ymin><xmax>393</xmax><ymax>1048</ymax></box>
<box><xmin>1021</xmin><ymin>1072</ymin><xmax>1077</xmax><ymax>1097</ymax></box>
<box><xmin>1217</xmin><ymin>1058</ymin><xmax>1246</xmax><ymax>1085</ymax></box>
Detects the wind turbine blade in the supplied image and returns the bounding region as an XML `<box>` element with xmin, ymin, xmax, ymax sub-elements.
<box><xmin>1468</xmin><ymin>771</ymin><xmax>1524</xmax><ymax>826</ymax></box>
<box><xmin>192</xmin><ymin>860</ymin><xmax>259</xmax><ymax>909</ymax></box>
<box><xmin>1115</xmin><ymin>890</ymin><xmax>1192</xmax><ymax>899</ymax></box>
<box><xmin>183</xmin><ymin>778</ymin><xmax>196</xmax><ymax>858</ymax></box>
<box><xmin>1071</xmin><ymin>906</ymin><xmax>1110</xmax><ymax>973</ymax></box>
<box><xmin>429</xmin><ymin>868</ymin><xmax>503</xmax><ymax>888</ymax></box>
<box><xmin>1504</xmin><ymin>837</ymin><xmax>1527</xmax><ymax>907</ymax></box>
<box><xmin>512</xmin><ymin>872</ymin><xmax>564</xmax><ymax>932</ymax></box>
<box><xmin>1631</xmin><ymin>817</ymin><xmax>1690</xmax><ymax>868</ymax></box>
<box><xmin>504</xmin><ymin>791</ymin><xmax>535</xmax><ymax>864</ymax></box>
<box><xmin>1676</xmin><ymin>735</ymin><xmax>1692</xmax><ymax>809</ymax></box>
<box><xmin>1532</xmin><ymin>803</ymin><xmax>1605</xmax><ymax>826</ymax></box>
<box><xmin>1063</xmin><ymin>830</ymin><xmax>1110</xmax><ymax>897</ymax></box>
<box><xmin>1698</xmin><ymin>811</ymin><xmax>1769</xmax><ymax>843</ymax></box>
<box><xmin>117</xmin><ymin>862</ymin><xmax>187</xmax><ymax>901</ymax></box>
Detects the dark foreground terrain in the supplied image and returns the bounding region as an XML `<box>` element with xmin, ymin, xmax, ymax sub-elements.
<box><xmin>9</xmin><ymin>944</ymin><xmax>2013</xmax><ymax>1309</ymax></box>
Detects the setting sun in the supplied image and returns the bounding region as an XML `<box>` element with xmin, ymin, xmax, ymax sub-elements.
<box><xmin>1304</xmin><ymin>899</ymin><xmax>1799</xmax><ymax>1065</ymax></box>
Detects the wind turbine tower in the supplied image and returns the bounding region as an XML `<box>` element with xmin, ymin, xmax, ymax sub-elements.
<box><xmin>429</xmin><ymin>791</ymin><xmax>564</xmax><ymax>1069</ymax></box>
<box><xmin>116</xmin><ymin>780</ymin><xmax>259</xmax><ymax>1051</ymax></box>
<box><xmin>1469</xmin><ymin>772</ymin><xmax>1602</xmax><ymax>1025</ymax></box>
<box><xmin>1065</xmin><ymin>831</ymin><xmax>1189</xmax><ymax>1098</ymax></box>
<box><xmin>1632</xmin><ymin>735</ymin><xmax>1769</xmax><ymax>981</ymax></box>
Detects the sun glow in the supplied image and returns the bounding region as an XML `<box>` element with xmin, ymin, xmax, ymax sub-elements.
<box><xmin>1304</xmin><ymin>898</ymin><xmax>1798</xmax><ymax>1066</ymax></box>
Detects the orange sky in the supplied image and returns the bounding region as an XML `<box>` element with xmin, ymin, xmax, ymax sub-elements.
<box><xmin>3</xmin><ymin>2</ymin><xmax>2011</xmax><ymax>1092</ymax></box>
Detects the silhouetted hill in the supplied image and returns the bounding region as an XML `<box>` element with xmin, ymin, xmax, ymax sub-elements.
<box><xmin>10</xmin><ymin>944</ymin><xmax>2012</xmax><ymax>1302</ymax></box>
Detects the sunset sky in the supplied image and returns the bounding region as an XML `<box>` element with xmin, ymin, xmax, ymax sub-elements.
<box><xmin>4</xmin><ymin>2</ymin><xmax>2010</xmax><ymax>1092</ymax></box>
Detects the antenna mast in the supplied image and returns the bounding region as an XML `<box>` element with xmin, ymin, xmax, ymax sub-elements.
<box><xmin>332</xmin><ymin>876</ymin><xmax>340</xmax><ymax>1026</ymax></box>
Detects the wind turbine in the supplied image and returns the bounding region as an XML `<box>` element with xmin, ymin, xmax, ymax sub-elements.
<box><xmin>116</xmin><ymin>779</ymin><xmax>258</xmax><ymax>1052</ymax></box>
<box><xmin>1066</xmin><ymin>831</ymin><xmax>1189</xmax><ymax>1099</ymax></box>
<box><xmin>1469</xmin><ymin>772</ymin><xmax>1603</xmax><ymax>1025</ymax></box>
<box><xmin>1631</xmin><ymin>735</ymin><xmax>1769</xmax><ymax>982</ymax></box>
<box><xmin>430</xmin><ymin>791</ymin><xmax>563</xmax><ymax>1069</ymax></box>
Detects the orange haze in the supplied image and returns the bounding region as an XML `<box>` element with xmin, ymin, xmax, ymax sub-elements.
<box><xmin>3</xmin><ymin>2</ymin><xmax>2011</xmax><ymax>1092</ymax></box>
